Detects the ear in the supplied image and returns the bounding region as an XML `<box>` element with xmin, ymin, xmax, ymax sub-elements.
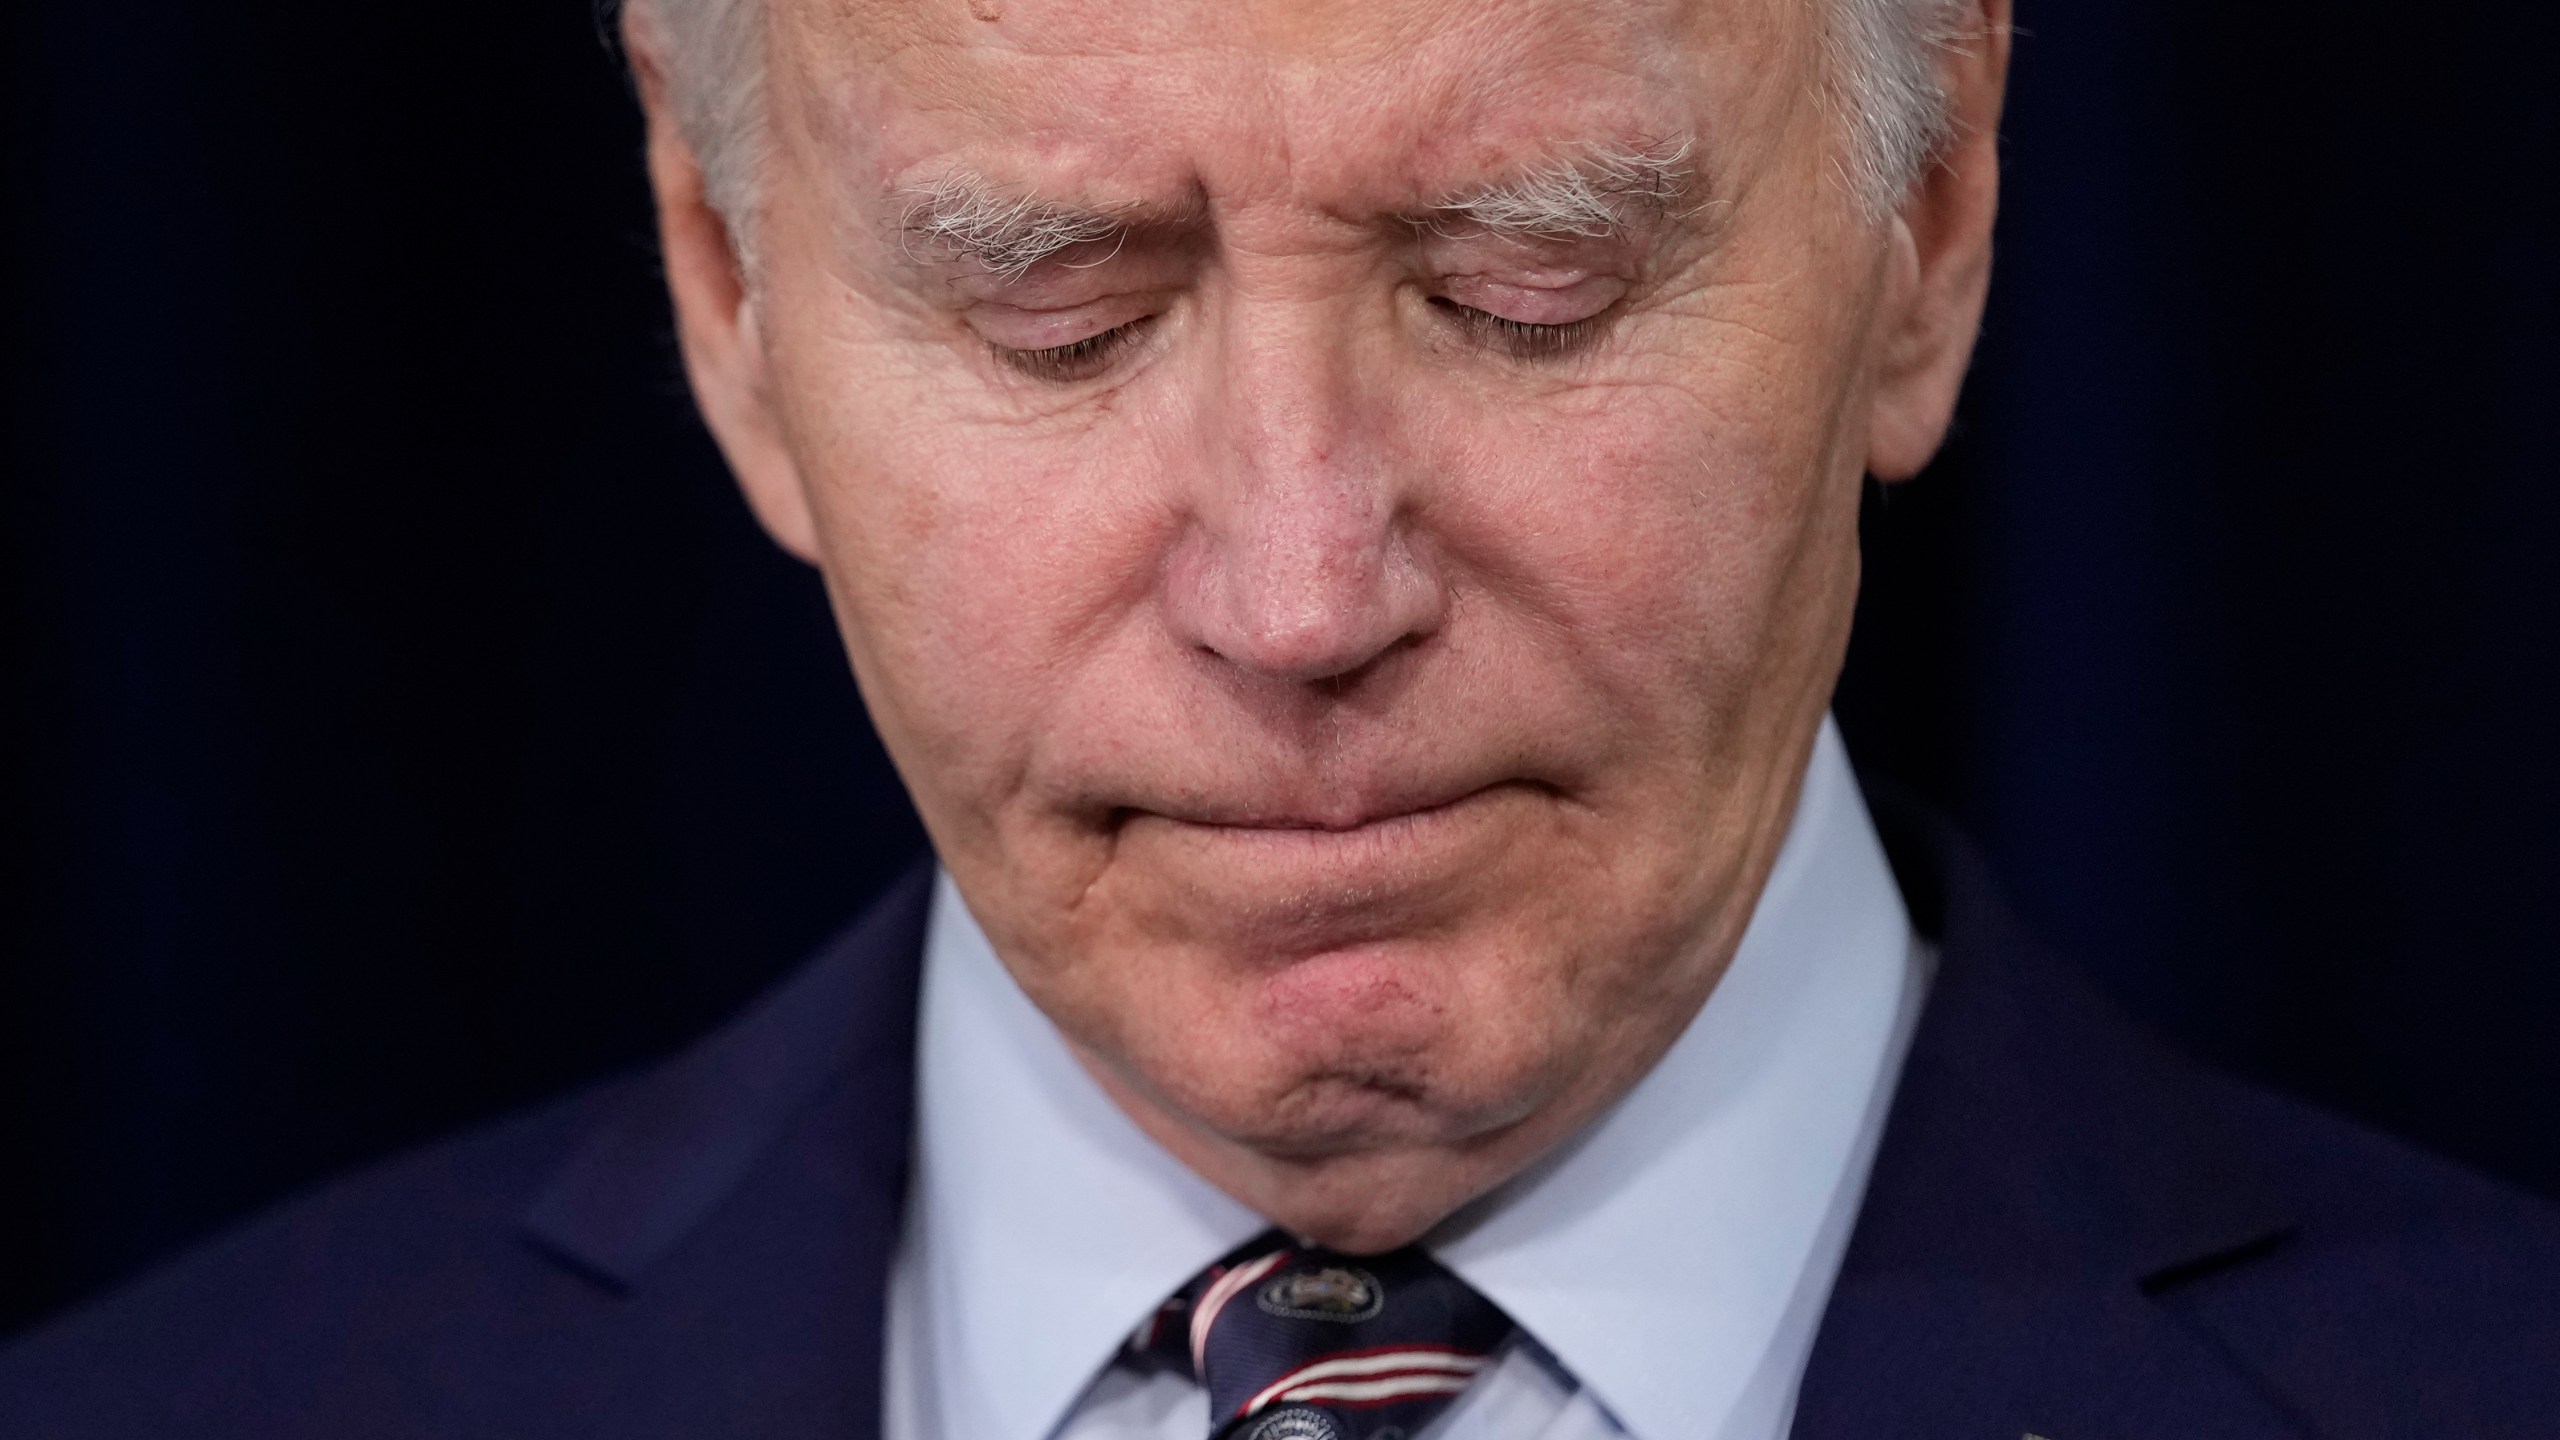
<box><xmin>1864</xmin><ymin>0</ymin><xmax>2012</xmax><ymax>483</ymax></box>
<box><xmin>624</xmin><ymin>6</ymin><xmax>823</xmax><ymax>563</ymax></box>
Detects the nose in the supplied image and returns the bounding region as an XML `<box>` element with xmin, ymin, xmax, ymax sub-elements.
<box><xmin>1163</xmin><ymin>310</ymin><xmax>1447</xmax><ymax>687</ymax></box>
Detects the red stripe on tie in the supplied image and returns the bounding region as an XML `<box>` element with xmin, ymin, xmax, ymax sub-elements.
<box><xmin>1238</xmin><ymin>1344</ymin><xmax>1489</xmax><ymax>1417</ymax></box>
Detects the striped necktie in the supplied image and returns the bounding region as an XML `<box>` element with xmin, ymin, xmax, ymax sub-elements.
<box><xmin>1128</xmin><ymin>1229</ymin><xmax>1517</xmax><ymax>1440</ymax></box>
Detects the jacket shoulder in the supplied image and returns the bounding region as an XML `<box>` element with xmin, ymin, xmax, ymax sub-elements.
<box><xmin>1817</xmin><ymin>789</ymin><xmax>2560</xmax><ymax>1440</ymax></box>
<box><xmin>2169</xmin><ymin>1068</ymin><xmax>2560</xmax><ymax>1436</ymax></box>
<box><xmin>0</xmin><ymin>1083</ymin><xmax>629</xmax><ymax>1438</ymax></box>
<box><xmin>0</xmin><ymin>862</ymin><xmax>933</xmax><ymax>1439</ymax></box>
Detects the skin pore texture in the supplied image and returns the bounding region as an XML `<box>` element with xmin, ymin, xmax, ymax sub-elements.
<box><xmin>629</xmin><ymin>0</ymin><xmax>2009</xmax><ymax>1252</ymax></box>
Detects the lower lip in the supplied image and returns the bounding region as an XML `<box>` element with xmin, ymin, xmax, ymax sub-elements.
<box><xmin>1133</xmin><ymin>786</ymin><xmax>1515</xmax><ymax>872</ymax></box>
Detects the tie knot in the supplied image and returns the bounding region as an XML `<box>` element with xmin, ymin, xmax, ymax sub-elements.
<box><xmin>1129</xmin><ymin>1230</ymin><xmax>1515</xmax><ymax>1440</ymax></box>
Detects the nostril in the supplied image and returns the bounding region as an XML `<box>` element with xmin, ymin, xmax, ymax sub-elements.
<box><xmin>1160</xmin><ymin>486</ymin><xmax>1449</xmax><ymax>687</ymax></box>
<box><xmin>1187</xmin><ymin>539</ymin><xmax>1449</xmax><ymax>684</ymax></box>
<box><xmin>1204</xmin><ymin>603</ymin><xmax>1433</xmax><ymax>688</ymax></box>
<box><xmin>1311</xmin><ymin>630</ymin><xmax>1427</xmax><ymax>695</ymax></box>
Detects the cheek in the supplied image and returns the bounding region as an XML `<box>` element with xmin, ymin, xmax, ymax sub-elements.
<box><xmin>1409</xmin><ymin>365</ymin><xmax>1828</xmax><ymax>721</ymax></box>
<box><xmin>784</xmin><ymin>378</ymin><xmax>1181</xmax><ymax>841</ymax></box>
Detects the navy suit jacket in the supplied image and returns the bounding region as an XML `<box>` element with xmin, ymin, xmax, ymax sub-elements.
<box><xmin>5</xmin><ymin>800</ymin><xmax>2557</xmax><ymax>1438</ymax></box>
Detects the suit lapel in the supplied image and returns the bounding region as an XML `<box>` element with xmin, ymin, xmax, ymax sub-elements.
<box><xmin>515</xmin><ymin>863</ymin><xmax>932</xmax><ymax>1438</ymax></box>
<box><xmin>1792</xmin><ymin>802</ymin><xmax>2304</xmax><ymax>1440</ymax></box>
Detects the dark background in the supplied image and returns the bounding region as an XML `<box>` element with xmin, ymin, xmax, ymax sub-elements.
<box><xmin>4</xmin><ymin>0</ymin><xmax>2553</xmax><ymax>1338</ymax></box>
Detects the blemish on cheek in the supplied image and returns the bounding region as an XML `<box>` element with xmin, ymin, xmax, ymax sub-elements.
<box><xmin>967</xmin><ymin>0</ymin><xmax>1000</xmax><ymax>19</ymax></box>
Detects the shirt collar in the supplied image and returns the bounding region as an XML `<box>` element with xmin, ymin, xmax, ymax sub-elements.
<box><xmin>1430</xmin><ymin>718</ymin><xmax>1927</xmax><ymax>1440</ymax></box>
<box><xmin>898</xmin><ymin>717</ymin><xmax>1922</xmax><ymax>1440</ymax></box>
<box><xmin>897</xmin><ymin>876</ymin><xmax>1265</xmax><ymax>1440</ymax></box>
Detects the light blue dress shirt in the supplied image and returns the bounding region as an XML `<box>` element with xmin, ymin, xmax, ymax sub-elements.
<box><xmin>885</xmin><ymin>718</ymin><xmax>1928</xmax><ymax>1440</ymax></box>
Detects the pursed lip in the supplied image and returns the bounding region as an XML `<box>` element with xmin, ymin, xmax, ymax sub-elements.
<box><xmin>1120</xmin><ymin>780</ymin><xmax>1524</xmax><ymax>835</ymax></box>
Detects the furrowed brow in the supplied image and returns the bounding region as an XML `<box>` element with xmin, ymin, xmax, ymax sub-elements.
<box><xmin>898</xmin><ymin>171</ymin><xmax>1154</xmax><ymax>281</ymax></box>
<box><xmin>1424</xmin><ymin>138</ymin><xmax>1700</xmax><ymax>242</ymax></box>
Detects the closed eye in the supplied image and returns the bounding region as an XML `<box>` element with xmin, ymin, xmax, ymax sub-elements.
<box><xmin>991</xmin><ymin>317</ymin><xmax>1154</xmax><ymax>382</ymax></box>
<box><xmin>1429</xmin><ymin>297</ymin><xmax>1607</xmax><ymax>361</ymax></box>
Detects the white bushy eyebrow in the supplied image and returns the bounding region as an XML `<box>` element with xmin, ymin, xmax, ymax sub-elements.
<box><xmin>899</xmin><ymin>172</ymin><xmax>1144</xmax><ymax>281</ymax></box>
<box><xmin>1424</xmin><ymin>138</ymin><xmax>1700</xmax><ymax>241</ymax></box>
<box><xmin>897</xmin><ymin>136</ymin><xmax>1699</xmax><ymax>279</ymax></box>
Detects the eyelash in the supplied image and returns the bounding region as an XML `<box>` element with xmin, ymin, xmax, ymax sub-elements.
<box><xmin>988</xmin><ymin>297</ymin><xmax>1601</xmax><ymax>384</ymax></box>
<box><xmin>1430</xmin><ymin>298</ymin><xmax>1606</xmax><ymax>361</ymax></box>
<box><xmin>992</xmin><ymin>318</ymin><xmax>1152</xmax><ymax>382</ymax></box>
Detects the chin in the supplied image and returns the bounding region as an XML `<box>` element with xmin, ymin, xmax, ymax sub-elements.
<box><xmin>1220</xmin><ymin>1113</ymin><xmax>1549</xmax><ymax>1255</ymax></box>
<box><xmin>1221</xmin><ymin>1066</ymin><xmax>1474</xmax><ymax>1154</ymax></box>
<box><xmin>1272</xmin><ymin>1177</ymin><xmax>1487</xmax><ymax>1255</ymax></box>
<box><xmin>1168</xmin><ymin>1000</ymin><xmax>1564</xmax><ymax>1159</ymax></box>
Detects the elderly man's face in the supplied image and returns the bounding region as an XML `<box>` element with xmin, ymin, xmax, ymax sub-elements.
<box><xmin>638</xmin><ymin>0</ymin><xmax>2001</xmax><ymax>1248</ymax></box>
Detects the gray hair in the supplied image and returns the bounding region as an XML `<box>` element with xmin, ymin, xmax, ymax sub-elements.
<box><xmin>626</xmin><ymin>0</ymin><xmax>1971</xmax><ymax>242</ymax></box>
<box><xmin>628</xmin><ymin>0</ymin><xmax>769</xmax><ymax>228</ymax></box>
<box><xmin>1828</xmin><ymin>0</ymin><xmax>1974</xmax><ymax>217</ymax></box>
